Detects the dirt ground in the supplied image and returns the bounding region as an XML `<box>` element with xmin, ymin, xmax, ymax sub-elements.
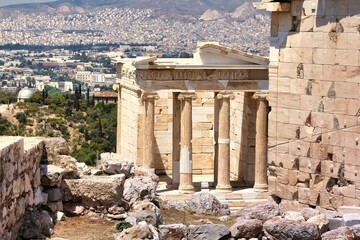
<box><xmin>50</xmin><ymin>216</ymin><xmax>118</xmax><ymax>240</ymax></box>
<box><xmin>51</xmin><ymin>208</ymin><xmax>236</xmax><ymax>240</ymax></box>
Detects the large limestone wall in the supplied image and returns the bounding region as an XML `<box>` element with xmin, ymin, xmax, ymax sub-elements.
<box><xmin>230</xmin><ymin>92</ymin><xmax>257</xmax><ymax>185</ymax></box>
<box><xmin>0</xmin><ymin>137</ymin><xmax>44</xmax><ymax>239</ymax></box>
<box><xmin>120</xmin><ymin>87</ymin><xmax>142</xmax><ymax>164</ymax></box>
<box><xmin>267</xmin><ymin>0</ymin><xmax>360</xmax><ymax>210</ymax></box>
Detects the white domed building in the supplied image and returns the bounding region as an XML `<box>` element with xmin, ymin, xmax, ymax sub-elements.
<box><xmin>17</xmin><ymin>87</ymin><xmax>36</xmax><ymax>102</ymax></box>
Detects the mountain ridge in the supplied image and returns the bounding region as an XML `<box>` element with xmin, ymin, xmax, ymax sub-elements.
<box><xmin>0</xmin><ymin>0</ymin><xmax>258</xmax><ymax>16</ymax></box>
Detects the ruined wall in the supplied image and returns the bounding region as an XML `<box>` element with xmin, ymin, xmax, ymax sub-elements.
<box><xmin>0</xmin><ymin>137</ymin><xmax>44</xmax><ymax>239</ymax></box>
<box><xmin>266</xmin><ymin>0</ymin><xmax>360</xmax><ymax>210</ymax></box>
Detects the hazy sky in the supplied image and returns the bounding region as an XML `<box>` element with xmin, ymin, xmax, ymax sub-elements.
<box><xmin>0</xmin><ymin>0</ymin><xmax>56</xmax><ymax>7</ymax></box>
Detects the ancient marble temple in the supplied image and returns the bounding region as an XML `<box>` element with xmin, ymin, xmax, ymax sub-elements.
<box><xmin>114</xmin><ymin>43</ymin><xmax>269</xmax><ymax>193</ymax></box>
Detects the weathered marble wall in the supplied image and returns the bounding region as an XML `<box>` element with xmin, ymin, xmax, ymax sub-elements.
<box><xmin>230</xmin><ymin>92</ymin><xmax>257</xmax><ymax>185</ymax></box>
<box><xmin>264</xmin><ymin>0</ymin><xmax>360</xmax><ymax>210</ymax></box>
<box><xmin>0</xmin><ymin>137</ymin><xmax>45</xmax><ymax>239</ymax></box>
<box><xmin>119</xmin><ymin>87</ymin><xmax>142</xmax><ymax>165</ymax></box>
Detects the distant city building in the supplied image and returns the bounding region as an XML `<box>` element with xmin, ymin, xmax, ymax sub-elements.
<box><xmin>94</xmin><ymin>92</ymin><xmax>118</xmax><ymax>104</ymax></box>
<box><xmin>17</xmin><ymin>87</ymin><xmax>36</xmax><ymax>102</ymax></box>
<box><xmin>76</xmin><ymin>71</ymin><xmax>92</xmax><ymax>83</ymax></box>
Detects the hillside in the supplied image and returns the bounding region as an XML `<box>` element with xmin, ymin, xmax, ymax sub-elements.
<box><xmin>0</xmin><ymin>0</ymin><xmax>258</xmax><ymax>16</ymax></box>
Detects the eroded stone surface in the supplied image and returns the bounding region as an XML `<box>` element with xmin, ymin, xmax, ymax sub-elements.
<box><xmin>263</xmin><ymin>218</ymin><xmax>320</xmax><ymax>240</ymax></box>
<box><xmin>61</xmin><ymin>174</ymin><xmax>125</xmax><ymax>207</ymax></box>
<box><xmin>235</xmin><ymin>201</ymin><xmax>280</xmax><ymax>221</ymax></box>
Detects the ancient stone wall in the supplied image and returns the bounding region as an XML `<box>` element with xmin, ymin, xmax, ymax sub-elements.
<box><xmin>230</xmin><ymin>92</ymin><xmax>257</xmax><ymax>184</ymax></box>
<box><xmin>120</xmin><ymin>87</ymin><xmax>142</xmax><ymax>164</ymax></box>
<box><xmin>0</xmin><ymin>137</ymin><xmax>44</xmax><ymax>239</ymax></box>
<box><xmin>266</xmin><ymin>0</ymin><xmax>360</xmax><ymax>210</ymax></box>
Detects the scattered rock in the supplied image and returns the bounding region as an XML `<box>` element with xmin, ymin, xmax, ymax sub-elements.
<box><xmin>188</xmin><ymin>224</ymin><xmax>230</xmax><ymax>240</ymax></box>
<box><xmin>195</xmin><ymin>219</ymin><xmax>213</xmax><ymax>224</ymax></box>
<box><xmin>188</xmin><ymin>192</ymin><xmax>224</xmax><ymax>215</ymax></box>
<box><xmin>159</xmin><ymin>224</ymin><xmax>187</xmax><ymax>240</ymax></box>
<box><xmin>19</xmin><ymin>210</ymin><xmax>54</xmax><ymax>239</ymax></box>
<box><xmin>63</xmin><ymin>203</ymin><xmax>85</xmax><ymax>216</ymax></box>
<box><xmin>47</xmin><ymin>201</ymin><xmax>63</xmax><ymax>213</ymax></box>
<box><xmin>108</xmin><ymin>205</ymin><xmax>125</xmax><ymax>215</ymax></box>
<box><xmin>235</xmin><ymin>201</ymin><xmax>280</xmax><ymax>221</ymax></box>
<box><xmin>218</xmin><ymin>215</ymin><xmax>231</xmax><ymax>222</ymax></box>
<box><xmin>114</xmin><ymin>221</ymin><xmax>153</xmax><ymax>240</ymax></box>
<box><xmin>43</xmin><ymin>138</ymin><xmax>70</xmax><ymax>163</ymax></box>
<box><xmin>55</xmin><ymin>211</ymin><xmax>65</xmax><ymax>221</ymax></box>
<box><xmin>283</xmin><ymin>211</ymin><xmax>305</xmax><ymax>222</ymax></box>
<box><xmin>307</xmin><ymin>214</ymin><xmax>329</xmax><ymax>234</ymax></box>
<box><xmin>100</xmin><ymin>152</ymin><xmax>134</xmax><ymax>177</ymax></box>
<box><xmin>352</xmin><ymin>224</ymin><xmax>360</xmax><ymax>240</ymax></box>
<box><xmin>53</xmin><ymin>155</ymin><xmax>80</xmax><ymax>179</ymax></box>
<box><xmin>107</xmin><ymin>213</ymin><xmax>128</xmax><ymax>220</ymax></box>
<box><xmin>44</xmin><ymin>187</ymin><xmax>63</xmax><ymax>202</ymax></box>
<box><xmin>129</xmin><ymin>209</ymin><xmax>162</xmax><ymax>227</ymax></box>
<box><xmin>300</xmin><ymin>208</ymin><xmax>320</xmax><ymax>221</ymax></box>
<box><xmin>132</xmin><ymin>200</ymin><xmax>163</xmax><ymax>224</ymax></box>
<box><xmin>40</xmin><ymin>165</ymin><xmax>64</xmax><ymax>187</ymax></box>
<box><xmin>123</xmin><ymin>175</ymin><xmax>159</xmax><ymax>204</ymax></box>
<box><xmin>263</xmin><ymin>218</ymin><xmax>320</xmax><ymax>240</ymax></box>
<box><xmin>230</xmin><ymin>219</ymin><xmax>263</xmax><ymax>239</ymax></box>
<box><xmin>61</xmin><ymin>174</ymin><xmax>125</xmax><ymax>207</ymax></box>
<box><xmin>125</xmin><ymin>216</ymin><xmax>137</xmax><ymax>226</ymax></box>
<box><xmin>91</xmin><ymin>169</ymin><xmax>103</xmax><ymax>175</ymax></box>
<box><xmin>161</xmin><ymin>199</ymin><xmax>188</xmax><ymax>211</ymax></box>
<box><xmin>321</xmin><ymin>226</ymin><xmax>354</xmax><ymax>240</ymax></box>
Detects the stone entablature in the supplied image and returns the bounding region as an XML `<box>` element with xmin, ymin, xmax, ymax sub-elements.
<box><xmin>115</xmin><ymin>43</ymin><xmax>270</xmax><ymax>192</ymax></box>
<box><xmin>256</xmin><ymin>0</ymin><xmax>360</xmax><ymax>210</ymax></box>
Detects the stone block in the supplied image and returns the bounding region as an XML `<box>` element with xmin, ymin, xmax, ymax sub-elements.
<box><xmin>275</xmin><ymin>182</ymin><xmax>298</xmax><ymax>200</ymax></box>
<box><xmin>320</xmin><ymin>161</ymin><xmax>342</xmax><ymax>178</ymax></box>
<box><xmin>194</xmin><ymin>122</ymin><xmax>213</xmax><ymax>130</ymax></box>
<box><xmin>323</xmin><ymin>65</ymin><xmax>347</xmax><ymax>82</ymax></box>
<box><xmin>310</xmin><ymin>143</ymin><xmax>333</xmax><ymax>160</ymax></box>
<box><xmin>298</xmin><ymin>187</ymin><xmax>310</xmax><ymax>205</ymax></box>
<box><xmin>343</xmin><ymin>213</ymin><xmax>360</xmax><ymax>227</ymax></box>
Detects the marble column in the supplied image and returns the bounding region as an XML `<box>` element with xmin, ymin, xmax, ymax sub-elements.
<box><xmin>178</xmin><ymin>92</ymin><xmax>197</xmax><ymax>194</ymax></box>
<box><xmin>142</xmin><ymin>92</ymin><xmax>159</xmax><ymax>173</ymax></box>
<box><xmin>216</xmin><ymin>92</ymin><xmax>235</xmax><ymax>192</ymax></box>
<box><xmin>253</xmin><ymin>93</ymin><xmax>268</xmax><ymax>192</ymax></box>
<box><xmin>115</xmin><ymin>83</ymin><xmax>122</xmax><ymax>154</ymax></box>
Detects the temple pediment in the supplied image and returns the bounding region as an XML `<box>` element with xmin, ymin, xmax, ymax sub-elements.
<box><xmin>194</xmin><ymin>42</ymin><xmax>269</xmax><ymax>67</ymax></box>
<box><xmin>115</xmin><ymin>42</ymin><xmax>269</xmax><ymax>92</ymax></box>
<box><xmin>116</xmin><ymin>42</ymin><xmax>269</xmax><ymax>70</ymax></box>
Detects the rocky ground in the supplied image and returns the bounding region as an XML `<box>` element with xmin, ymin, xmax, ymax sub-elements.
<box><xmin>15</xmin><ymin>138</ymin><xmax>360</xmax><ymax>240</ymax></box>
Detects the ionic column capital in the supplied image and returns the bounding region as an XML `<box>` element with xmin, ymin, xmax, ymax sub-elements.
<box><xmin>217</xmin><ymin>92</ymin><xmax>235</xmax><ymax>100</ymax></box>
<box><xmin>178</xmin><ymin>92</ymin><xmax>197</xmax><ymax>101</ymax></box>
<box><xmin>113</xmin><ymin>83</ymin><xmax>122</xmax><ymax>92</ymax></box>
<box><xmin>141</xmin><ymin>92</ymin><xmax>160</xmax><ymax>102</ymax></box>
<box><xmin>253</xmin><ymin>92</ymin><xmax>268</xmax><ymax>101</ymax></box>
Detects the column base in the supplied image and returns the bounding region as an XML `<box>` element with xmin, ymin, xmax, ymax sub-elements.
<box><xmin>140</xmin><ymin>167</ymin><xmax>155</xmax><ymax>175</ymax></box>
<box><xmin>179</xmin><ymin>185</ymin><xmax>195</xmax><ymax>194</ymax></box>
<box><xmin>253</xmin><ymin>183</ymin><xmax>268</xmax><ymax>192</ymax></box>
<box><xmin>215</xmin><ymin>185</ymin><xmax>232</xmax><ymax>193</ymax></box>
